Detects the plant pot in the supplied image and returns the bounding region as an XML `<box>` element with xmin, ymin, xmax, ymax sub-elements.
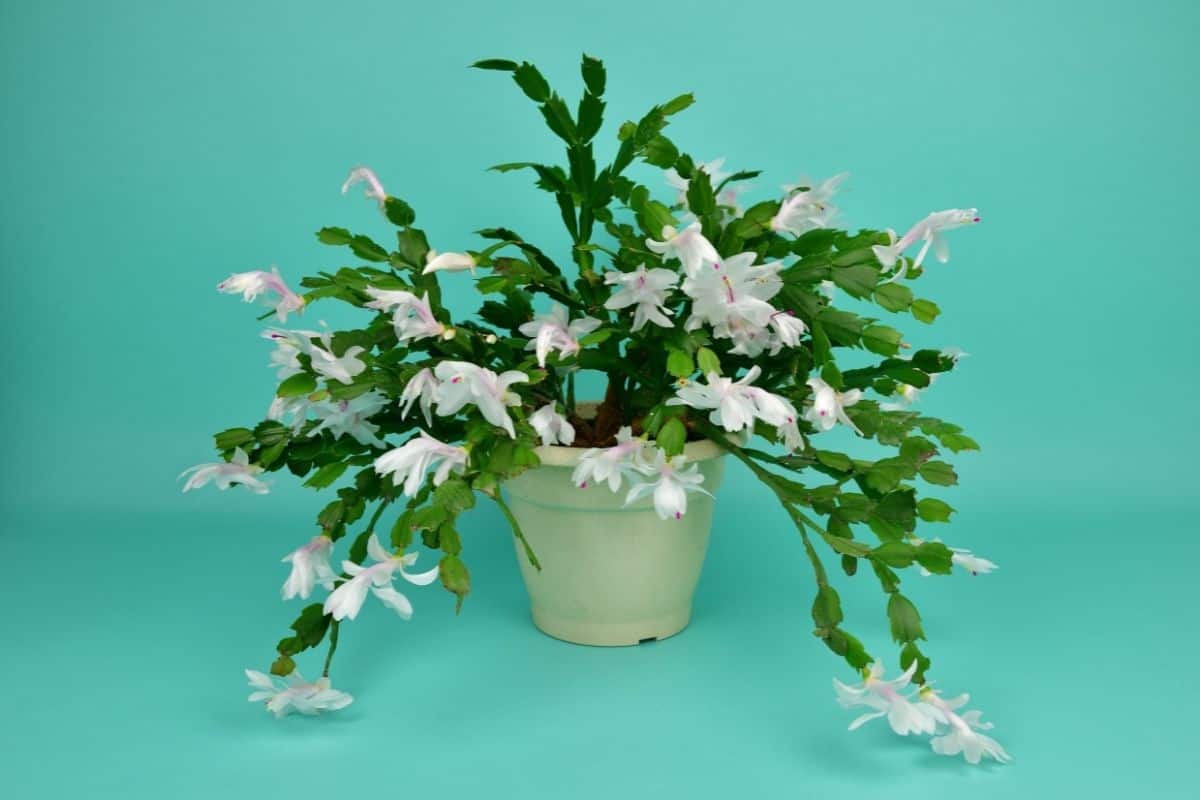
<box><xmin>503</xmin><ymin>436</ymin><xmax>726</xmax><ymax>646</ymax></box>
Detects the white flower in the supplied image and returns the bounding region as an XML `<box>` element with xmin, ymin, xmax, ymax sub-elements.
<box><xmin>743</xmin><ymin>383</ymin><xmax>799</xmax><ymax>428</ymax></box>
<box><xmin>263</xmin><ymin>326</ymin><xmax>366</xmax><ymax>387</ymax></box>
<box><xmin>218</xmin><ymin>266</ymin><xmax>305</xmax><ymax>322</ymax></box>
<box><xmin>669</xmin><ymin>372</ymin><xmax>756</xmax><ymax>432</ymax></box>
<box><xmin>363</xmin><ymin>287</ymin><xmax>417</xmax><ymax>312</ymax></box>
<box><xmin>950</xmin><ymin>548</ymin><xmax>998</xmax><ymax>576</ymax></box>
<box><xmin>310</xmin><ymin>391</ymin><xmax>389</xmax><ymax>447</ymax></box>
<box><xmin>307</xmin><ymin>334</ymin><xmax>367</xmax><ymax>385</ymax></box>
<box><xmin>645</xmin><ymin>222</ymin><xmax>720</xmax><ymax>277</ymax></box>
<box><xmin>919</xmin><ymin>688</ymin><xmax>1011</xmax><ymax>765</ymax></box>
<box><xmin>179</xmin><ymin>447</ymin><xmax>269</xmax><ymax>494</ymax></box>
<box><xmin>399</xmin><ymin>367</ymin><xmax>438</xmax><ymax>427</ymax></box>
<box><xmin>767</xmin><ymin>310</ymin><xmax>808</xmax><ymax>351</ymax></box>
<box><xmin>246</xmin><ymin>669</ymin><xmax>354</xmax><ymax>718</ymax></box>
<box><xmin>682</xmin><ymin>252</ymin><xmax>788</xmax><ymax>354</ymax></box>
<box><xmin>342</xmin><ymin>165</ymin><xmax>387</xmax><ymax>211</ymax></box>
<box><xmin>280</xmin><ymin>535</ymin><xmax>335</xmax><ymax>600</ymax></box>
<box><xmin>604</xmin><ymin>265</ymin><xmax>678</xmax><ymax>331</ymax></box>
<box><xmin>625</xmin><ymin>449</ymin><xmax>711</xmax><ymax>520</ymax></box>
<box><xmin>364</xmin><ymin>288</ymin><xmax>447</xmax><ymax>343</ymax></box>
<box><xmin>779</xmin><ymin>420</ymin><xmax>806</xmax><ymax>453</ymax></box>
<box><xmin>517</xmin><ymin>305</ymin><xmax>602</xmax><ymax>367</ymax></box>
<box><xmin>423</xmin><ymin>250</ymin><xmax>476</xmax><ymax>275</ymax></box>
<box><xmin>833</xmin><ymin>661</ymin><xmax>943</xmax><ymax>736</ymax></box>
<box><xmin>374</xmin><ymin>432</ymin><xmax>469</xmax><ymax>497</ymax></box>
<box><xmin>572</xmin><ymin>426</ymin><xmax>647</xmax><ymax>492</ymax></box>
<box><xmin>873</xmin><ymin>208</ymin><xmax>981</xmax><ymax>282</ymax></box>
<box><xmin>668</xmin><ymin>367</ymin><xmax>795</xmax><ymax>433</ymax></box>
<box><xmin>771</xmin><ymin>172</ymin><xmax>848</xmax><ymax>235</ymax></box>
<box><xmin>262</xmin><ymin>328</ymin><xmax>320</xmax><ymax>380</ymax></box>
<box><xmin>529</xmin><ymin>403</ymin><xmax>576</xmax><ymax>446</ymax></box>
<box><xmin>804</xmin><ymin>377</ymin><xmax>862</xmax><ymax>435</ymax></box>
<box><xmin>323</xmin><ymin>534</ymin><xmax>439</xmax><ymax>622</ymax></box>
<box><xmin>433</xmin><ymin>361</ymin><xmax>527</xmax><ymax>438</ymax></box>
<box><xmin>268</xmin><ymin>394</ymin><xmax>320</xmax><ymax>433</ymax></box>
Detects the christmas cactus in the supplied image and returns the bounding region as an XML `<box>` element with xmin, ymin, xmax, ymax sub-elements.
<box><xmin>184</xmin><ymin>55</ymin><xmax>1006</xmax><ymax>764</ymax></box>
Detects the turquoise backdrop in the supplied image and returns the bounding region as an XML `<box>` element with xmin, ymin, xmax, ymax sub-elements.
<box><xmin>2</xmin><ymin>0</ymin><xmax>1197</xmax><ymax>796</ymax></box>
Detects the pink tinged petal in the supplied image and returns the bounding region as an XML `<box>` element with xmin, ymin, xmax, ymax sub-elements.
<box><xmin>653</xmin><ymin>478</ymin><xmax>688</xmax><ymax>520</ymax></box>
<box><xmin>309</xmin><ymin>688</ymin><xmax>354</xmax><ymax>711</ymax></box>
<box><xmin>400</xmin><ymin>563</ymin><xmax>440</xmax><ymax>587</ymax></box>
<box><xmin>324</xmin><ymin>576</ymin><xmax>370</xmax><ymax>621</ymax></box>
<box><xmin>281</xmin><ymin>551</ymin><xmax>314</xmax><ymax>600</ymax></box>
<box><xmin>423</xmin><ymin>250</ymin><xmax>476</xmax><ymax>274</ymax></box>
<box><xmin>848</xmin><ymin>710</ymin><xmax>887</xmax><ymax>731</ymax></box>
<box><xmin>245</xmin><ymin>670</ymin><xmax>276</xmax><ymax>690</ymax></box>
<box><xmin>366</xmin><ymin>533</ymin><xmax>390</xmax><ymax>564</ymax></box>
<box><xmin>933</xmin><ymin>233</ymin><xmax>950</xmax><ymax>263</ymax></box>
<box><xmin>370</xmin><ymin>585</ymin><xmax>414</xmax><ymax>619</ymax></box>
<box><xmin>534</xmin><ymin>325</ymin><xmax>557</xmax><ymax>367</ymax></box>
<box><xmin>342</xmin><ymin>166</ymin><xmax>387</xmax><ymax>208</ymax></box>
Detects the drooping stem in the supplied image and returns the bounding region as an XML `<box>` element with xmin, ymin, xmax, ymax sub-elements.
<box><xmin>322</xmin><ymin>620</ymin><xmax>340</xmax><ymax>678</ymax></box>
<box><xmin>363</xmin><ymin>499</ymin><xmax>390</xmax><ymax>539</ymax></box>
<box><xmin>698</xmin><ymin>419</ymin><xmax>878</xmax><ymax>673</ymax></box>
<box><xmin>696</xmin><ymin>420</ymin><xmax>830</xmax><ymax>585</ymax></box>
<box><xmin>319</xmin><ymin>498</ymin><xmax>391</xmax><ymax>679</ymax></box>
<box><xmin>494</xmin><ymin>490</ymin><xmax>541</xmax><ymax>570</ymax></box>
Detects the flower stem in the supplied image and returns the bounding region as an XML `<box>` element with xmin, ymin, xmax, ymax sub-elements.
<box><xmin>696</xmin><ymin>420</ymin><xmax>828</xmax><ymax>585</ymax></box>
<box><xmin>320</xmin><ymin>498</ymin><xmax>390</xmax><ymax>679</ymax></box>
<box><xmin>322</xmin><ymin>620</ymin><xmax>340</xmax><ymax>678</ymax></box>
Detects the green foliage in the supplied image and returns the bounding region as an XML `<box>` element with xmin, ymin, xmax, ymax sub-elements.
<box><xmin>887</xmin><ymin>594</ymin><xmax>925</xmax><ymax>644</ymax></box>
<box><xmin>666</xmin><ymin>349</ymin><xmax>694</xmax><ymax>378</ymax></box>
<box><xmin>384</xmin><ymin>197</ymin><xmax>416</xmax><ymax>227</ymax></box>
<box><xmin>917</xmin><ymin>497</ymin><xmax>955</xmax><ymax>522</ymax></box>
<box><xmin>812</xmin><ymin>584</ymin><xmax>844</xmax><ymax>630</ymax></box>
<box><xmin>439</xmin><ymin>554</ymin><xmax>471</xmax><ymax>613</ymax></box>
<box><xmin>695</xmin><ymin>346</ymin><xmax>721</xmax><ymax>375</ymax></box>
<box><xmin>911</xmin><ymin>298</ymin><xmax>941</xmax><ymax>323</ymax></box>
<box><xmin>277</xmin><ymin>372</ymin><xmax>316</xmax><ymax>397</ymax></box>
<box><xmin>656</xmin><ymin>417</ymin><xmax>687</xmax><ymax>457</ymax></box>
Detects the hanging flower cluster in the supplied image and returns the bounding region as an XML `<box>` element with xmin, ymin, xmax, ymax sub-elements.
<box><xmin>184</xmin><ymin>55</ymin><xmax>1002</xmax><ymax>763</ymax></box>
<box><xmin>834</xmin><ymin>663</ymin><xmax>1010</xmax><ymax>764</ymax></box>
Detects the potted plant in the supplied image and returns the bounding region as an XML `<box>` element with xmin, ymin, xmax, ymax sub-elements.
<box><xmin>184</xmin><ymin>55</ymin><xmax>1006</xmax><ymax>765</ymax></box>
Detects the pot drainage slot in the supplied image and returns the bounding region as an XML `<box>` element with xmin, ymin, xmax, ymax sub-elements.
<box><xmin>638</xmin><ymin>636</ymin><xmax>657</xmax><ymax>645</ymax></box>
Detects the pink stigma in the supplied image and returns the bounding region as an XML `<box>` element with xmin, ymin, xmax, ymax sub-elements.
<box><xmin>675</xmin><ymin>511</ymin><xmax>682</xmax><ymax>519</ymax></box>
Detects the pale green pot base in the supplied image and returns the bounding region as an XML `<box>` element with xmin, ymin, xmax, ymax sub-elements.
<box><xmin>503</xmin><ymin>437</ymin><xmax>726</xmax><ymax>647</ymax></box>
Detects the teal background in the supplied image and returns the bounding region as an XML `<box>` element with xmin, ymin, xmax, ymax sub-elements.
<box><xmin>2</xmin><ymin>0</ymin><xmax>1197</xmax><ymax>796</ymax></box>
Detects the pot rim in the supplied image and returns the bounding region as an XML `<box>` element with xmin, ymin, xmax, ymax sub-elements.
<box><xmin>533</xmin><ymin>437</ymin><xmax>724</xmax><ymax>467</ymax></box>
<box><xmin>533</xmin><ymin>400</ymin><xmax>726</xmax><ymax>466</ymax></box>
